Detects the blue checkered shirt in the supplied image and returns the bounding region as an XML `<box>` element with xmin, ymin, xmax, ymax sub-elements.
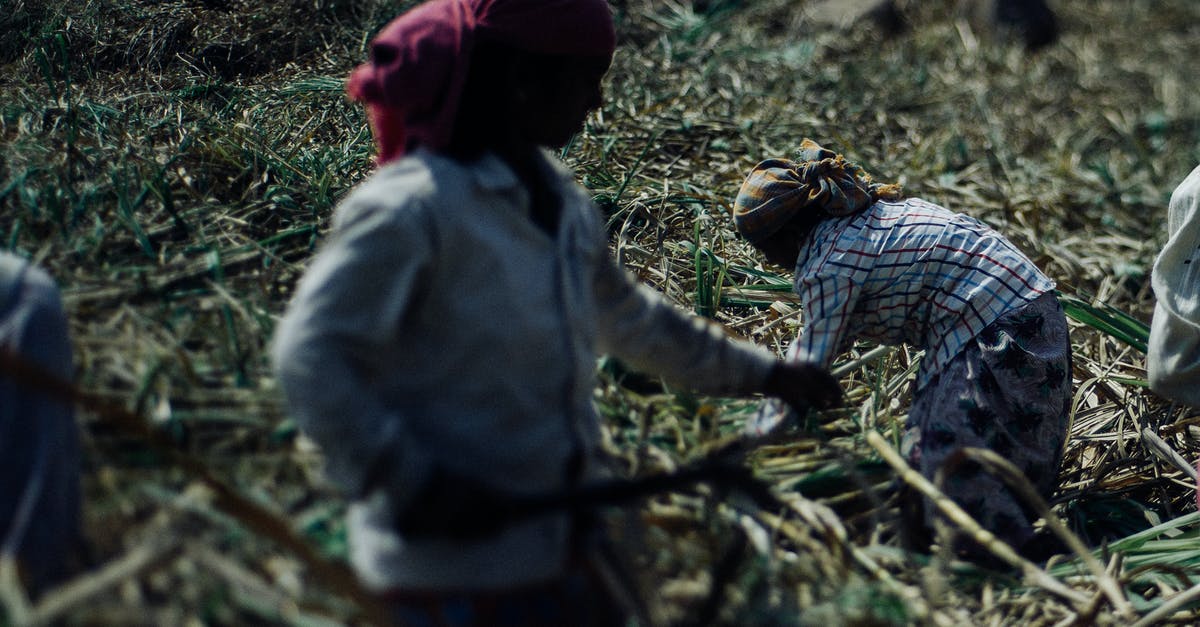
<box><xmin>788</xmin><ymin>198</ymin><xmax>1054</xmax><ymax>389</ymax></box>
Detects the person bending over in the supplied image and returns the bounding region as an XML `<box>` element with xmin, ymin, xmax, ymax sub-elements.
<box><xmin>731</xmin><ymin>139</ymin><xmax>1071</xmax><ymax>563</ymax></box>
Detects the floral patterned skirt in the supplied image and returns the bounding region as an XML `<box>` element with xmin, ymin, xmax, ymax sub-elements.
<box><xmin>903</xmin><ymin>291</ymin><xmax>1072</xmax><ymax>554</ymax></box>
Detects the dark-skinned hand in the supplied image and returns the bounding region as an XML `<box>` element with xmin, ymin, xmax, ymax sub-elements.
<box><xmin>762</xmin><ymin>361</ymin><xmax>843</xmax><ymax>414</ymax></box>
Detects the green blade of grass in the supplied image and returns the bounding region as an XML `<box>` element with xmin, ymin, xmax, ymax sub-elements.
<box><xmin>1058</xmin><ymin>290</ymin><xmax>1150</xmax><ymax>354</ymax></box>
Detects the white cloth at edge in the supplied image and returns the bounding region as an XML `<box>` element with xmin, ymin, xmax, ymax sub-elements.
<box><xmin>1149</xmin><ymin>164</ymin><xmax>1200</xmax><ymax>408</ymax></box>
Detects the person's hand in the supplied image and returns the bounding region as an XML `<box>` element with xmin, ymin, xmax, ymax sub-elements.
<box><xmin>762</xmin><ymin>361</ymin><xmax>843</xmax><ymax>414</ymax></box>
<box><xmin>395</xmin><ymin>468</ymin><xmax>516</xmax><ymax>540</ymax></box>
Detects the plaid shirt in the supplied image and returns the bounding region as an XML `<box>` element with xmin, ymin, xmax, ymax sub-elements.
<box><xmin>788</xmin><ymin>198</ymin><xmax>1054</xmax><ymax>389</ymax></box>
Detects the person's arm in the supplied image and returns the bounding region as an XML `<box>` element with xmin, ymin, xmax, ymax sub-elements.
<box><xmin>1148</xmin><ymin>165</ymin><xmax>1200</xmax><ymax>407</ymax></box>
<box><xmin>592</xmin><ymin>259</ymin><xmax>840</xmax><ymax>408</ymax></box>
<box><xmin>271</xmin><ymin>201</ymin><xmax>435</xmax><ymax>509</ymax></box>
<box><xmin>747</xmin><ymin>271</ymin><xmax>860</xmax><ymax>434</ymax></box>
<box><xmin>789</xmin><ymin>272</ymin><xmax>859</xmax><ymax>369</ymax></box>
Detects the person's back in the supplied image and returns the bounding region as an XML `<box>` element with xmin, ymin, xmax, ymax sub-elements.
<box><xmin>0</xmin><ymin>252</ymin><xmax>81</xmax><ymax>596</ymax></box>
<box><xmin>795</xmin><ymin>197</ymin><xmax>1055</xmax><ymax>387</ymax></box>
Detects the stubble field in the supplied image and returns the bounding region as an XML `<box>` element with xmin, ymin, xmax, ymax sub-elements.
<box><xmin>2</xmin><ymin>0</ymin><xmax>1200</xmax><ymax>624</ymax></box>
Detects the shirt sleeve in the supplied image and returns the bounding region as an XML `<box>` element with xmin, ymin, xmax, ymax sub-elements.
<box><xmin>791</xmin><ymin>271</ymin><xmax>861</xmax><ymax>369</ymax></box>
<box><xmin>746</xmin><ymin>270</ymin><xmax>860</xmax><ymax>433</ymax></box>
<box><xmin>1148</xmin><ymin>165</ymin><xmax>1200</xmax><ymax>407</ymax></box>
<box><xmin>271</xmin><ymin>200</ymin><xmax>435</xmax><ymax>507</ymax></box>
<box><xmin>592</xmin><ymin>258</ymin><xmax>778</xmax><ymax>395</ymax></box>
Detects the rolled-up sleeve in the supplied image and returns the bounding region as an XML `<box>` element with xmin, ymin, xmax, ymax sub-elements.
<box><xmin>271</xmin><ymin>202</ymin><xmax>435</xmax><ymax>505</ymax></box>
<box><xmin>592</xmin><ymin>258</ymin><xmax>777</xmax><ymax>395</ymax></box>
<box><xmin>1149</xmin><ymin>165</ymin><xmax>1200</xmax><ymax>407</ymax></box>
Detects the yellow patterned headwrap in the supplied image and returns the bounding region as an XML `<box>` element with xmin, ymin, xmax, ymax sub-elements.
<box><xmin>732</xmin><ymin>138</ymin><xmax>903</xmax><ymax>244</ymax></box>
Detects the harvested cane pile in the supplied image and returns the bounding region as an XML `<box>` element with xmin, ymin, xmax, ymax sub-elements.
<box><xmin>2</xmin><ymin>0</ymin><xmax>1199</xmax><ymax>624</ymax></box>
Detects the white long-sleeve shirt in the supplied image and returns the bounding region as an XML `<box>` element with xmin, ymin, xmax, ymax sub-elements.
<box><xmin>1149</xmin><ymin>165</ymin><xmax>1200</xmax><ymax>408</ymax></box>
<box><xmin>271</xmin><ymin>148</ymin><xmax>778</xmax><ymax>590</ymax></box>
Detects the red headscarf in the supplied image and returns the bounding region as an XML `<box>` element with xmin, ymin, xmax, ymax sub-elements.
<box><xmin>346</xmin><ymin>0</ymin><xmax>616</xmax><ymax>165</ymax></box>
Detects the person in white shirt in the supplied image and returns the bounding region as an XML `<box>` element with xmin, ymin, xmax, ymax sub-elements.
<box><xmin>270</xmin><ymin>0</ymin><xmax>842</xmax><ymax>623</ymax></box>
<box><xmin>1148</xmin><ymin>165</ymin><xmax>1200</xmax><ymax>409</ymax></box>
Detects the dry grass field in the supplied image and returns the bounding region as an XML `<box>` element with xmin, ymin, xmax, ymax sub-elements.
<box><xmin>2</xmin><ymin>0</ymin><xmax>1200</xmax><ymax>624</ymax></box>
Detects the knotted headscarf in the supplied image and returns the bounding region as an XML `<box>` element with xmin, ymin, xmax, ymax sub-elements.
<box><xmin>346</xmin><ymin>0</ymin><xmax>616</xmax><ymax>165</ymax></box>
<box><xmin>732</xmin><ymin>138</ymin><xmax>903</xmax><ymax>244</ymax></box>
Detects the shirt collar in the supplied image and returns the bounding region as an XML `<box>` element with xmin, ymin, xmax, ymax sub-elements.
<box><xmin>469</xmin><ymin>151</ymin><xmax>522</xmax><ymax>193</ymax></box>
